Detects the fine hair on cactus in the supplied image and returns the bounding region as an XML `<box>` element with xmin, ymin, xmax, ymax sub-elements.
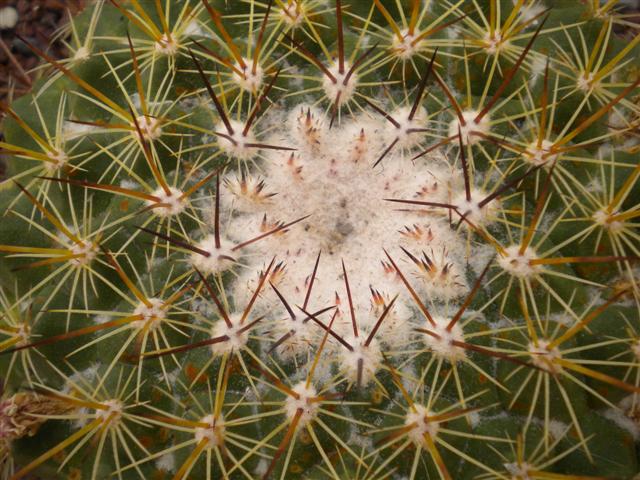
<box><xmin>1</xmin><ymin>0</ymin><xmax>640</xmax><ymax>479</ymax></box>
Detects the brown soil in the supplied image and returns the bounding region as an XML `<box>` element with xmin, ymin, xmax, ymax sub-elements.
<box><xmin>0</xmin><ymin>0</ymin><xmax>85</xmax><ymax>178</ymax></box>
<box><xmin>0</xmin><ymin>0</ymin><xmax>85</xmax><ymax>103</ymax></box>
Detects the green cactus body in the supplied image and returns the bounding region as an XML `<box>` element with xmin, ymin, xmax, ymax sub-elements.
<box><xmin>1</xmin><ymin>1</ymin><xmax>639</xmax><ymax>479</ymax></box>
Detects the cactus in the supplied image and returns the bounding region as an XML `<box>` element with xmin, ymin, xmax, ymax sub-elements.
<box><xmin>1</xmin><ymin>0</ymin><xmax>639</xmax><ymax>478</ymax></box>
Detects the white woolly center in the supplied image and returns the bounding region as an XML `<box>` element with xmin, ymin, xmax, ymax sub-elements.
<box><xmin>498</xmin><ymin>245</ymin><xmax>540</xmax><ymax>278</ymax></box>
<box><xmin>154</xmin><ymin>34</ymin><xmax>178</xmax><ymax>55</ymax></box>
<box><xmin>16</xmin><ymin>323</ymin><xmax>29</xmax><ymax>347</ymax></box>
<box><xmin>280</xmin><ymin>2</ymin><xmax>303</xmax><ymax>28</ymax></box>
<box><xmin>322</xmin><ymin>64</ymin><xmax>357</xmax><ymax>106</ymax></box>
<box><xmin>217</xmin><ymin>119</ymin><xmax>257</xmax><ymax>161</ymax></box>
<box><xmin>70</xmin><ymin>241</ymin><xmax>97</xmax><ymax>266</ymax></box>
<box><xmin>232</xmin><ymin>58</ymin><xmax>264</xmax><ymax>92</ymax></box>
<box><xmin>449</xmin><ymin>110</ymin><xmax>490</xmax><ymax>145</ymax></box>
<box><xmin>592</xmin><ymin>208</ymin><xmax>623</xmax><ymax>233</ymax></box>
<box><xmin>73</xmin><ymin>46</ymin><xmax>91</xmax><ymax>62</ymax></box>
<box><xmin>525</xmin><ymin>139</ymin><xmax>558</xmax><ymax>166</ymax></box>
<box><xmin>190</xmin><ymin>235</ymin><xmax>236</xmax><ymax>275</ymax></box>
<box><xmin>483</xmin><ymin>31</ymin><xmax>506</xmax><ymax>54</ymax></box>
<box><xmin>422</xmin><ymin>315</ymin><xmax>466</xmax><ymax>362</ymax></box>
<box><xmin>285</xmin><ymin>382</ymin><xmax>319</xmax><ymax>428</ymax></box>
<box><xmin>405</xmin><ymin>404</ymin><xmax>439</xmax><ymax>447</ymax></box>
<box><xmin>222</xmin><ymin>106</ymin><xmax>481</xmax><ymax>356</ymax></box>
<box><xmin>134</xmin><ymin>115</ymin><xmax>162</xmax><ymax>140</ymax></box>
<box><xmin>95</xmin><ymin>399</ymin><xmax>123</xmax><ymax>425</ymax></box>
<box><xmin>452</xmin><ymin>189</ymin><xmax>495</xmax><ymax>226</ymax></box>
<box><xmin>528</xmin><ymin>340</ymin><xmax>562</xmax><ymax>373</ymax></box>
<box><xmin>132</xmin><ymin>298</ymin><xmax>166</xmax><ymax>330</ymax></box>
<box><xmin>388</xmin><ymin>106</ymin><xmax>427</xmax><ymax>149</ymax></box>
<box><xmin>210</xmin><ymin>314</ymin><xmax>249</xmax><ymax>355</ymax></box>
<box><xmin>391</xmin><ymin>29</ymin><xmax>423</xmax><ymax>59</ymax></box>
<box><xmin>340</xmin><ymin>335</ymin><xmax>382</xmax><ymax>385</ymax></box>
<box><xmin>147</xmin><ymin>186</ymin><xmax>186</xmax><ymax>217</ymax></box>
<box><xmin>73</xmin><ymin>45</ymin><xmax>91</xmax><ymax>62</ymax></box>
<box><xmin>194</xmin><ymin>414</ymin><xmax>225</xmax><ymax>448</ymax></box>
<box><xmin>577</xmin><ymin>72</ymin><xmax>598</xmax><ymax>92</ymax></box>
<box><xmin>45</xmin><ymin>149</ymin><xmax>68</xmax><ymax>171</ymax></box>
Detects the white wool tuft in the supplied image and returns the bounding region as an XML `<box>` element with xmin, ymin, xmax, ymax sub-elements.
<box><xmin>285</xmin><ymin>382</ymin><xmax>320</xmax><ymax>428</ymax></box>
<box><xmin>155</xmin><ymin>452</ymin><xmax>175</xmax><ymax>472</ymax></box>
<box><xmin>209</xmin><ymin>313</ymin><xmax>250</xmax><ymax>356</ymax></box>
<box><xmin>449</xmin><ymin>110</ymin><xmax>491</xmax><ymax>145</ymax></box>
<box><xmin>232</xmin><ymin>58</ymin><xmax>264</xmax><ymax>92</ymax></box>
<box><xmin>194</xmin><ymin>414</ymin><xmax>226</xmax><ymax>447</ymax></box>
<box><xmin>498</xmin><ymin>245</ymin><xmax>541</xmax><ymax>278</ymax></box>
<box><xmin>405</xmin><ymin>404</ymin><xmax>439</xmax><ymax>447</ymax></box>
<box><xmin>209</xmin><ymin>104</ymin><xmax>489</xmax><ymax>358</ymax></box>
<box><xmin>528</xmin><ymin>339</ymin><xmax>562</xmax><ymax>373</ymax></box>
<box><xmin>147</xmin><ymin>186</ymin><xmax>186</xmax><ymax>217</ymax></box>
<box><xmin>391</xmin><ymin>29</ymin><xmax>423</xmax><ymax>60</ymax></box>
<box><xmin>421</xmin><ymin>315</ymin><xmax>466</xmax><ymax>362</ymax></box>
<box><xmin>339</xmin><ymin>334</ymin><xmax>383</xmax><ymax>385</ymax></box>
<box><xmin>190</xmin><ymin>235</ymin><xmax>237</xmax><ymax>275</ymax></box>
<box><xmin>322</xmin><ymin>64</ymin><xmax>357</xmax><ymax>106</ymax></box>
<box><xmin>132</xmin><ymin>298</ymin><xmax>166</xmax><ymax>331</ymax></box>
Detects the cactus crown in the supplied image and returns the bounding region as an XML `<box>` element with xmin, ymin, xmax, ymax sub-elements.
<box><xmin>1</xmin><ymin>1</ymin><xmax>640</xmax><ymax>479</ymax></box>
